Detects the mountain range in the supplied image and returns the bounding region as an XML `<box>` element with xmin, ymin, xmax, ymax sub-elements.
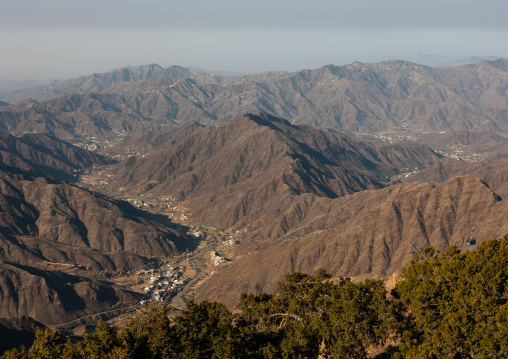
<box><xmin>195</xmin><ymin>174</ymin><xmax>508</xmax><ymax>307</ymax></box>
<box><xmin>100</xmin><ymin>113</ymin><xmax>508</xmax><ymax>307</ymax></box>
<box><xmin>108</xmin><ymin>113</ymin><xmax>442</xmax><ymax>233</ymax></box>
<box><xmin>1</xmin><ymin>59</ymin><xmax>508</xmax><ymax>142</ymax></box>
<box><xmin>0</xmin><ymin>131</ymin><xmax>190</xmax><ymax>326</ymax></box>
<box><xmin>1</xmin><ymin>59</ymin><xmax>508</xmax><ymax>346</ymax></box>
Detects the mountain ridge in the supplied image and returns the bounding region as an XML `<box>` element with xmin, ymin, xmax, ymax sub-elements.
<box><xmin>195</xmin><ymin>174</ymin><xmax>508</xmax><ymax>307</ymax></box>
<box><xmin>107</xmin><ymin>113</ymin><xmax>442</xmax><ymax>237</ymax></box>
<box><xmin>1</xmin><ymin>60</ymin><xmax>508</xmax><ymax>140</ymax></box>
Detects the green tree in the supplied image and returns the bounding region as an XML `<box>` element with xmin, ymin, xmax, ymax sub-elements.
<box><xmin>239</xmin><ymin>269</ymin><xmax>394</xmax><ymax>358</ymax></box>
<box><xmin>173</xmin><ymin>300</ymin><xmax>239</xmax><ymax>358</ymax></box>
<box><xmin>26</xmin><ymin>328</ymin><xmax>65</xmax><ymax>359</ymax></box>
<box><xmin>394</xmin><ymin>238</ymin><xmax>508</xmax><ymax>358</ymax></box>
<box><xmin>120</xmin><ymin>302</ymin><xmax>178</xmax><ymax>359</ymax></box>
<box><xmin>82</xmin><ymin>321</ymin><xmax>120</xmax><ymax>358</ymax></box>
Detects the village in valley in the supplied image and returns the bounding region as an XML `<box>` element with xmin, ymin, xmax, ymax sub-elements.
<box><xmin>68</xmin><ymin>166</ymin><xmax>238</xmax><ymax>327</ymax></box>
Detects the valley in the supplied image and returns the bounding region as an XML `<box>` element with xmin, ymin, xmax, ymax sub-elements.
<box><xmin>2</xmin><ymin>59</ymin><xmax>508</xmax><ymax>353</ymax></box>
<box><xmin>34</xmin><ymin>164</ymin><xmax>245</xmax><ymax>334</ymax></box>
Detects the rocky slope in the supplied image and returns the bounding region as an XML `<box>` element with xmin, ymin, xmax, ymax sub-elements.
<box><xmin>1</xmin><ymin>59</ymin><xmax>508</xmax><ymax>139</ymax></box>
<box><xmin>405</xmin><ymin>157</ymin><xmax>508</xmax><ymax>198</ymax></box>
<box><xmin>195</xmin><ymin>175</ymin><xmax>508</xmax><ymax>307</ymax></box>
<box><xmin>394</xmin><ymin>130</ymin><xmax>508</xmax><ymax>162</ymax></box>
<box><xmin>0</xmin><ymin>131</ymin><xmax>111</xmax><ymax>181</ymax></box>
<box><xmin>105</xmin><ymin>121</ymin><xmax>208</xmax><ymax>158</ymax></box>
<box><xmin>0</xmin><ymin>172</ymin><xmax>187</xmax><ymax>258</ymax></box>
<box><xmin>0</xmin><ymin>259</ymin><xmax>143</xmax><ymax>325</ymax></box>
<box><xmin>108</xmin><ymin>113</ymin><xmax>441</xmax><ymax>234</ymax></box>
<box><xmin>0</xmin><ymin>128</ymin><xmax>196</xmax><ymax>326</ymax></box>
<box><xmin>0</xmin><ymin>167</ymin><xmax>190</xmax><ymax>324</ymax></box>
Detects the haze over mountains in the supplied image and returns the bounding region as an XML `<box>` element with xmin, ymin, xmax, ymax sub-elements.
<box><xmin>1</xmin><ymin>59</ymin><xmax>508</xmax><ymax>142</ymax></box>
<box><xmin>1</xmin><ymin>59</ymin><xmax>508</xmax><ymax>349</ymax></box>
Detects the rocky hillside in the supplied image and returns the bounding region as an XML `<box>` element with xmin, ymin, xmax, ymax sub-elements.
<box><xmin>108</xmin><ymin>113</ymin><xmax>441</xmax><ymax>233</ymax></box>
<box><xmin>405</xmin><ymin>157</ymin><xmax>508</xmax><ymax>198</ymax></box>
<box><xmin>1</xmin><ymin>60</ymin><xmax>508</xmax><ymax>140</ymax></box>
<box><xmin>196</xmin><ymin>175</ymin><xmax>508</xmax><ymax>307</ymax></box>
<box><xmin>0</xmin><ymin>259</ymin><xmax>143</xmax><ymax>325</ymax></box>
<box><xmin>0</xmin><ymin>172</ymin><xmax>186</xmax><ymax>258</ymax></box>
<box><xmin>0</xmin><ymin>167</ymin><xmax>191</xmax><ymax>324</ymax></box>
<box><xmin>105</xmin><ymin>121</ymin><xmax>208</xmax><ymax>158</ymax></box>
<box><xmin>0</xmin><ymin>131</ymin><xmax>111</xmax><ymax>181</ymax></box>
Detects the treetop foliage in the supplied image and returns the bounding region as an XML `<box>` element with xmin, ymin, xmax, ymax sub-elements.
<box><xmin>4</xmin><ymin>237</ymin><xmax>508</xmax><ymax>358</ymax></box>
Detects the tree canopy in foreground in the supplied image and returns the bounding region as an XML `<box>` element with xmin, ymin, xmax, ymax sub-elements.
<box><xmin>4</xmin><ymin>237</ymin><xmax>508</xmax><ymax>358</ymax></box>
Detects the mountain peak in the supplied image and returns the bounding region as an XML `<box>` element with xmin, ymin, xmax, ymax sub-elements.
<box><xmin>469</xmin><ymin>58</ymin><xmax>508</xmax><ymax>72</ymax></box>
<box><xmin>227</xmin><ymin>113</ymin><xmax>295</xmax><ymax>132</ymax></box>
<box><xmin>140</xmin><ymin>63</ymin><xmax>163</xmax><ymax>70</ymax></box>
<box><xmin>15</xmin><ymin>98</ymin><xmax>39</xmax><ymax>108</ymax></box>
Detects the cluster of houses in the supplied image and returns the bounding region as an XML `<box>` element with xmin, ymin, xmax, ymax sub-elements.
<box><xmin>210</xmin><ymin>251</ymin><xmax>226</xmax><ymax>266</ymax></box>
<box><xmin>125</xmin><ymin>198</ymin><xmax>152</xmax><ymax>209</ymax></box>
<box><xmin>138</xmin><ymin>265</ymin><xmax>186</xmax><ymax>304</ymax></box>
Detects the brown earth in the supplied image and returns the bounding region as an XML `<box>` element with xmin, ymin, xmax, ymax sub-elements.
<box><xmin>105</xmin><ymin>121</ymin><xmax>208</xmax><ymax>158</ymax></box>
<box><xmin>195</xmin><ymin>175</ymin><xmax>508</xmax><ymax>308</ymax></box>
<box><xmin>388</xmin><ymin>130</ymin><xmax>508</xmax><ymax>162</ymax></box>
<box><xmin>1</xmin><ymin>59</ymin><xmax>508</xmax><ymax>139</ymax></box>
<box><xmin>0</xmin><ymin>259</ymin><xmax>143</xmax><ymax>325</ymax></box>
<box><xmin>0</xmin><ymin>131</ymin><xmax>112</xmax><ymax>181</ymax></box>
<box><xmin>0</xmin><ymin>172</ymin><xmax>187</xmax><ymax>258</ymax></box>
<box><xmin>0</xmin><ymin>133</ymin><xmax>197</xmax><ymax>327</ymax></box>
<box><xmin>405</xmin><ymin>157</ymin><xmax>508</xmax><ymax>198</ymax></box>
<box><xmin>107</xmin><ymin>113</ymin><xmax>442</xmax><ymax>235</ymax></box>
<box><xmin>0</xmin><ymin>170</ymin><xmax>191</xmax><ymax>325</ymax></box>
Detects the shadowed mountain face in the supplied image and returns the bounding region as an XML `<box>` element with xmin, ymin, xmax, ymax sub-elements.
<box><xmin>0</xmin><ymin>171</ymin><xmax>189</xmax><ymax>324</ymax></box>
<box><xmin>0</xmin><ymin>260</ymin><xmax>143</xmax><ymax>325</ymax></box>
<box><xmin>0</xmin><ymin>132</ymin><xmax>193</xmax><ymax>325</ymax></box>
<box><xmin>0</xmin><ymin>316</ymin><xmax>45</xmax><ymax>353</ymax></box>
<box><xmin>108</xmin><ymin>113</ymin><xmax>442</xmax><ymax>234</ymax></box>
<box><xmin>0</xmin><ymin>132</ymin><xmax>181</xmax><ymax>266</ymax></box>
<box><xmin>0</xmin><ymin>172</ymin><xmax>186</xmax><ymax>258</ymax></box>
<box><xmin>1</xmin><ymin>59</ymin><xmax>508</xmax><ymax>139</ymax></box>
<box><xmin>0</xmin><ymin>131</ymin><xmax>112</xmax><ymax>181</ymax></box>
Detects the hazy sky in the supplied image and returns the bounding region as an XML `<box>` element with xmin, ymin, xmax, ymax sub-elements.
<box><xmin>1</xmin><ymin>0</ymin><xmax>507</xmax><ymax>80</ymax></box>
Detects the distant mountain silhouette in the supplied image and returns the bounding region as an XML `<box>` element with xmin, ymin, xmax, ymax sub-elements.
<box><xmin>1</xmin><ymin>60</ymin><xmax>508</xmax><ymax>139</ymax></box>
<box><xmin>0</xmin><ymin>64</ymin><xmax>195</xmax><ymax>104</ymax></box>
